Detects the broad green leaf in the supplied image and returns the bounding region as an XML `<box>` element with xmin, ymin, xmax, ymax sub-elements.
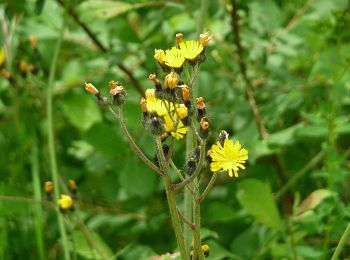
<box><xmin>71</xmin><ymin>230</ymin><xmax>113</xmax><ymax>260</ymax></box>
<box><xmin>237</xmin><ymin>179</ymin><xmax>281</xmax><ymax>229</ymax></box>
<box><xmin>77</xmin><ymin>1</ymin><xmax>162</xmax><ymax>20</ymax></box>
<box><xmin>61</xmin><ymin>92</ymin><xmax>102</xmax><ymax>131</ymax></box>
<box><xmin>268</xmin><ymin>123</ymin><xmax>303</xmax><ymax>147</ymax></box>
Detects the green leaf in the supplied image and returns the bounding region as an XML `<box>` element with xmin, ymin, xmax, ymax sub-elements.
<box><xmin>237</xmin><ymin>179</ymin><xmax>281</xmax><ymax>229</ymax></box>
<box><xmin>77</xmin><ymin>1</ymin><xmax>162</xmax><ymax>20</ymax></box>
<box><xmin>71</xmin><ymin>230</ymin><xmax>113</xmax><ymax>260</ymax></box>
<box><xmin>61</xmin><ymin>92</ymin><xmax>102</xmax><ymax>131</ymax></box>
<box><xmin>268</xmin><ymin>123</ymin><xmax>303</xmax><ymax>147</ymax></box>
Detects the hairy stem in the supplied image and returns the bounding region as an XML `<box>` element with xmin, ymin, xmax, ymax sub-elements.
<box><xmin>46</xmin><ymin>19</ymin><xmax>70</xmax><ymax>260</ymax></box>
<box><xmin>154</xmin><ymin>136</ymin><xmax>188</xmax><ymax>259</ymax></box>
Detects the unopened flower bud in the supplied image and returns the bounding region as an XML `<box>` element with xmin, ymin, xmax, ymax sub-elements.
<box><xmin>44</xmin><ymin>181</ymin><xmax>53</xmax><ymax>200</ymax></box>
<box><xmin>85</xmin><ymin>82</ymin><xmax>99</xmax><ymax>95</ymax></box>
<box><xmin>184</xmin><ymin>147</ymin><xmax>201</xmax><ymax>175</ymax></box>
<box><xmin>148</xmin><ymin>112</ymin><xmax>165</xmax><ymax>136</ymax></box>
<box><xmin>19</xmin><ymin>61</ymin><xmax>35</xmax><ymax>75</ymax></box>
<box><xmin>218</xmin><ymin>130</ymin><xmax>229</xmax><ymax>145</ymax></box>
<box><xmin>199</xmin><ymin>32</ymin><xmax>213</xmax><ymax>47</ymax></box>
<box><xmin>176</xmin><ymin>33</ymin><xmax>183</xmax><ymax>45</ymax></box>
<box><xmin>29</xmin><ymin>35</ymin><xmax>38</xmax><ymax>49</ymax></box>
<box><xmin>164</xmin><ymin>72</ymin><xmax>177</xmax><ymax>89</ymax></box>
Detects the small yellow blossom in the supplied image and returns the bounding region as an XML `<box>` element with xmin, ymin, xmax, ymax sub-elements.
<box><xmin>85</xmin><ymin>82</ymin><xmax>99</xmax><ymax>95</ymax></box>
<box><xmin>145</xmin><ymin>89</ymin><xmax>168</xmax><ymax>116</ymax></box>
<box><xmin>58</xmin><ymin>194</ymin><xmax>74</xmax><ymax>210</ymax></box>
<box><xmin>164</xmin><ymin>47</ymin><xmax>185</xmax><ymax>68</ymax></box>
<box><xmin>199</xmin><ymin>32</ymin><xmax>213</xmax><ymax>47</ymax></box>
<box><xmin>164</xmin><ymin>113</ymin><xmax>188</xmax><ymax>140</ymax></box>
<box><xmin>177</xmin><ymin>104</ymin><xmax>188</xmax><ymax>119</ymax></box>
<box><xmin>0</xmin><ymin>48</ymin><xmax>5</xmax><ymax>66</ymax></box>
<box><xmin>210</xmin><ymin>138</ymin><xmax>248</xmax><ymax>177</ymax></box>
<box><xmin>164</xmin><ymin>72</ymin><xmax>177</xmax><ymax>89</ymax></box>
<box><xmin>179</xmin><ymin>40</ymin><xmax>203</xmax><ymax>61</ymax></box>
<box><xmin>154</xmin><ymin>49</ymin><xmax>166</xmax><ymax>64</ymax></box>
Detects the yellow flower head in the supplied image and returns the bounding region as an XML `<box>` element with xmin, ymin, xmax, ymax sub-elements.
<box><xmin>0</xmin><ymin>48</ymin><xmax>5</xmax><ymax>66</ymax></box>
<box><xmin>164</xmin><ymin>47</ymin><xmax>185</xmax><ymax>68</ymax></box>
<box><xmin>210</xmin><ymin>138</ymin><xmax>248</xmax><ymax>177</ymax></box>
<box><xmin>145</xmin><ymin>89</ymin><xmax>168</xmax><ymax>116</ymax></box>
<box><xmin>176</xmin><ymin>104</ymin><xmax>188</xmax><ymax>119</ymax></box>
<box><xmin>58</xmin><ymin>194</ymin><xmax>74</xmax><ymax>210</ymax></box>
<box><xmin>154</xmin><ymin>49</ymin><xmax>166</xmax><ymax>64</ymax></box>
<box><xmin>164</xmin><ymin>113</ymin><xmax>188</xmax><ymax>140</ymax></box>
<box><xmin>179</xmin><ymin>40</ymin><xmax>203</xmax><ymax>61</ymax></box>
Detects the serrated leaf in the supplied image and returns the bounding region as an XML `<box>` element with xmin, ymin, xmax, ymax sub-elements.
<box><xmin>237</xmin><ymin>179</ymin><xmax>281</xmax><ymax>229</ymax></box>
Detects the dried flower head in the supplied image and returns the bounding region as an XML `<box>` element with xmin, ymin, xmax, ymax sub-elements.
<box><xmin>44</xmin><ymin>181</ymin><xmax>53</xmax><ymax>193</ymax></box>
<box><xmin>196</xmin><ymin>97</ymin><xmax>205</xmax><ymax>110</ymax></box>
<box><xmin>176</xmin><ymin>33</ymin><xmax>183</xmax><ymax>45</ymax></box>
<box><xmin>164</xmin><ymin>72</ymin><xmax>177</xmax><ymax>89</ymax></box>
<box><xmin>181</xmin><ymin>85</ymin><xmax>190</xmax><ymax>102</ymax></box>
<box><xmin>199</xmin><ymin>32</ymin><xmax>213</xmax><ymax>47</ymax></box>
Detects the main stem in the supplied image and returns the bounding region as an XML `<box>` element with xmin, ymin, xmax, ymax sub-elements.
<box><xmin>154</xmin><ymin>137</ymin><xmax>188</xmax><ymax>259</ymax></box>
<box><xmin>331</xmin><ymin>221</ymin><xmax>350</xmax><ymax>260</ymax></box>
<box><xmin>47</xmin><ymin>20</ymin><xmax>71</xmax><ymax>260</ymax></box>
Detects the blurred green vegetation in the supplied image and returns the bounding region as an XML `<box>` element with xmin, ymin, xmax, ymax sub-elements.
<box><xmin>1</xmin><ymin>0</ymin><xmax>350</xmax><ymax>259</ymax></box>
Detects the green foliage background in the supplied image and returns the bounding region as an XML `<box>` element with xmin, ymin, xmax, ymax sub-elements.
<box><xmin>1</xmin><ymin>0</ymin><xmax>350</xmax><ymax>259</ymax></box>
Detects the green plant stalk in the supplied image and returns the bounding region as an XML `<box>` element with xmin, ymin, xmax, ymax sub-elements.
<box><xmin>31</xmin><ymin>133</ymin><xmax>45</xmax><ymax>260</ymax></box>
<box><xmin>155</xmin><ymin>137</ymin><xmax>188</xmax><ymax>259</ymax></box>
<box><xmin>199</xmin><ymin>171</ymin><xmax>218</xmax><ymax>203</ymax></box>
<box><xmin>331</xmin><ymin>221</ymin><xmax>350</xmax><ymax>260</ymax></box>
<box><xmin>193</xmin><ymin>181</ymin><xmax>205</xmax><ymax>260</ymax></box>
<box><xmin>46</xmin><ymin>20</ymin><xmax>71</xmax><ymax>260</ymax></box>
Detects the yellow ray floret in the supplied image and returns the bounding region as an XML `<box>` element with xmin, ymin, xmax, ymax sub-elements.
<box><xmin>164</xmin><ymin>47</ymin><xmax>185</xmax><ymax>68</ymax></box>
<box><xmin>210</xmin><ymin>138</ymin><xmax>248</xmax><ymax>177</ymax></box>
<box><xmin>164</xmin><ymin>113</ymin><xmax>188</xmax><ymax>140</ymax></box>
<box><xmin>179</xmin><ymin>40</ymin><xmax>203</xmax><ymax>61</ymax></box>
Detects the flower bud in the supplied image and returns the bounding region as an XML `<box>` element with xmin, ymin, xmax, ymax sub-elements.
<box><xmin>184</xmin><ymin>147</ymin><xmax>201</xmax><ymax>175</ymax></box>
<box><xmin>44</xmin><ymin>181</ymin><xmax>53</xmax><ymax>200</ymax></box>
<box><xmin>218</xmin><ymin>130</ymin><xmax>229</xmax><ymax>145</ymax></box>
<box><xmin>85</xmin><ymin>82</ymin><xmax>99</xmax><ymax>95</ymax></box>
<box><xmin>148</xmin><ymin>112</ymin><xmax>165</xmax><ymax>136</ymax></box>
<box><xmin>29</xmin><ymin>35</ymin><xmax>38</xmax><ymax>49</ymax></box>
<box><xmin>199</xmin><ymin>117</ymin><xmax>209</xmax><ymax>139</ymax></box>
<box><xmin>176</xmin><ymin>33</ymin><xmax>183</xmax><ymax>45</ymax></box>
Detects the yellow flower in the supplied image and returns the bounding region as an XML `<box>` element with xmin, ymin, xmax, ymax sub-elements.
<box><xmin>164</xmin><ymin>47</ymin><xmax>185</xmax><ymax>68</ymax></box>
<box><xmin>0</xmin><ymin>48</ymin><xmax>5</xmax><ymax>66</ymax></box>
<box><xmin>154</xmin><ymin>49</ymin><xmax>165</xmax><ymax>64</ymax></box>
<box><xmin>58</xmin><ymin>194</ymin><xmax>74</xmax><ymax>210</ymax></box>
<box><xmin>179</xmin><ymin>40</ymin><xmax>203</xmax><ymax>61</ymax></box>
<box><xmin>145</xmin><ymin>89</ymin><xmax>168</xmax><ymax>116</ymax></box>
<box><xmin>164</xmin><ymin>113</ymin><xmax>188</xmax><ymax>140</ymax></box>
<box><xmin>210</xmin><ymin>138</ymin><xmax>248</xmax><ymax>177</ymax></box>
<box><xmin>176</xmin><ymin>104</ymin><xmax>188</xmax><ymax>119</ymax></box>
